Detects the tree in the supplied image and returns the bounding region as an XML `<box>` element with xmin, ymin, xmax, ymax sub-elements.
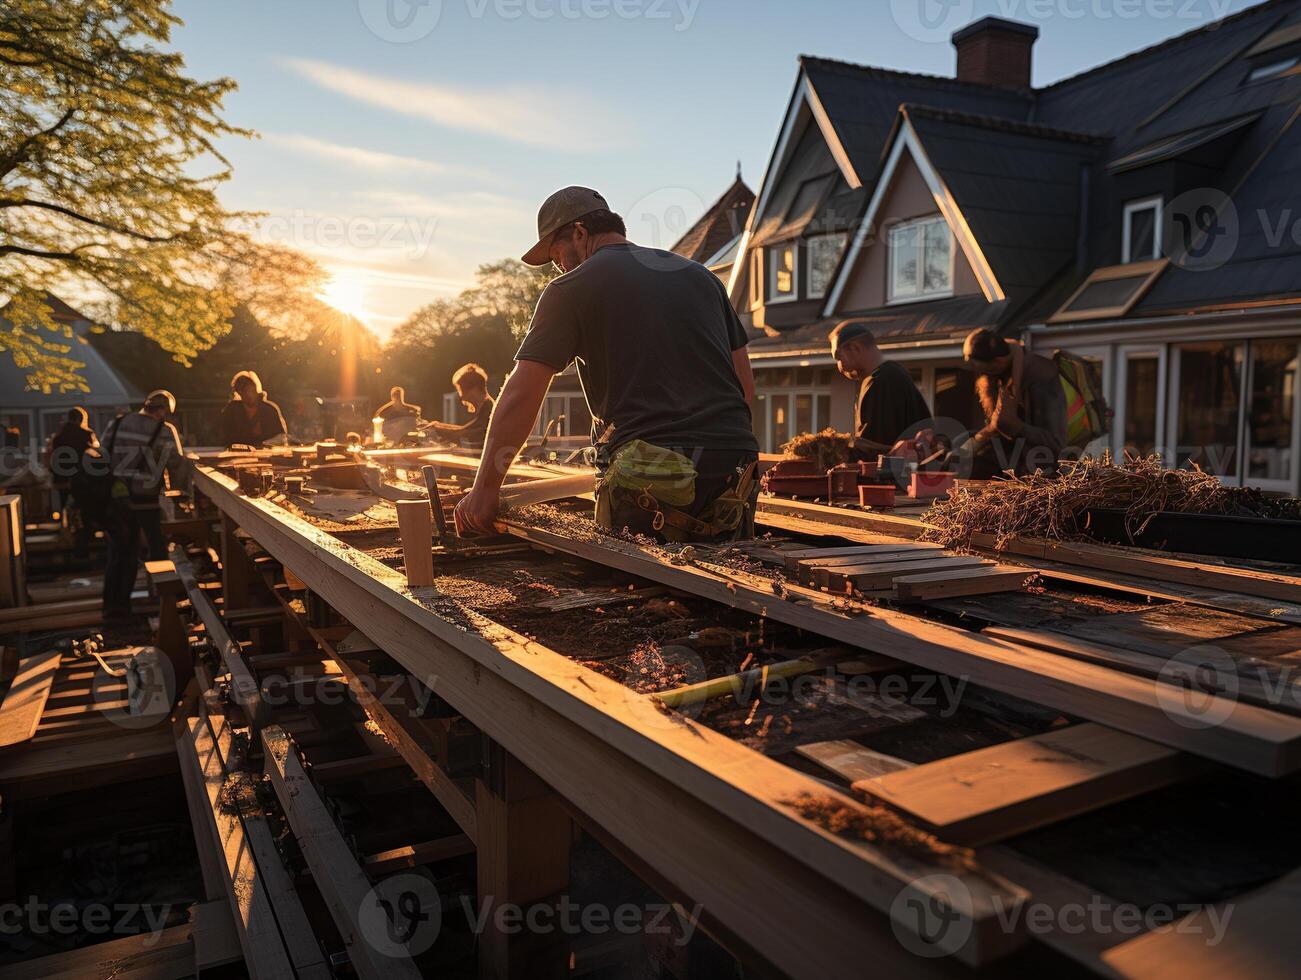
<box><xmin>383</xmin><ymin>260</ymin><xmax>554</xmax><ymax>411</ymax></box>
<box><xmin>0</xmin><ymin>0</ymin><xmax>320</xmax><ymax>392</ymax></box>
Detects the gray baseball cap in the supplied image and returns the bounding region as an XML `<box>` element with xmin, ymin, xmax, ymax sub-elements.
<box><xmin>522</xmin><ymin>186</ymin><xmax>610</xmax><ymax>266</ymax></box>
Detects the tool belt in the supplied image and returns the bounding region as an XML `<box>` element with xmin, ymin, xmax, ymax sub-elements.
<box><xmin>595</xmin><ymin>440</ymin><xmax>757</xmax><ymax>542</ymax></box>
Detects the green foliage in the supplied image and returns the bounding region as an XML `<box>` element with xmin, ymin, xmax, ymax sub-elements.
<box><xmin>384</xmin><ymin>259</ymin><xmax>554</xmax><ymax>410</ymax></box>
<box><xmin>0</xmin><ymin>0</ymin><xmax>321</xmax><ymax>392</ymax></box>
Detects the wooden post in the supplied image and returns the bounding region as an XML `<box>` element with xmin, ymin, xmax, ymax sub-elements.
<box><xmin>146</xmin><ymin>559</ymin><xmax>187</xmax><ymax>684</ymax></box>
<box><xmin>474</xmin><ymin>746</ymin><xmax>572</xmax><ymax>980</ymax></box>
<box><xmin>220</xmin><ymin>515</ymin><xmax>253</xmax><ymax>611</ymax></box>
<box><xmin>395</xmin><ymin>500</ymin><xmax>434</xmax><ymax>588</ymax></box>
<box><xmin>0</xmin><ymin>495</ymin><xmax>26</xmax><ymax>609</ymax></box>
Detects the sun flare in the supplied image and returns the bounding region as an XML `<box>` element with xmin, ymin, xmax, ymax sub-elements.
<box><xmin>318</xmin><ymin>272</ymin><xmax>369</xmax><ymax>320</ymax></box>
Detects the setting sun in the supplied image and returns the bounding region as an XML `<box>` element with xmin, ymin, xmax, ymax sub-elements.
<box><xmin>318</xmin><ymin>272</ymin><xmax>368</xmax><ymax>320</ymax></box>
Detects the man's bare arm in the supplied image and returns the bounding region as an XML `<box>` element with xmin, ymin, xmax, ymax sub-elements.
<box><xmin>471</xmin><ymin>360</ymin><xmax>556</xmax><ymax>493</ymax></box>
<box><xmin>732</xmin><ymin>346</ymin><xmax>755</xmax><ymax>406</ymax></box>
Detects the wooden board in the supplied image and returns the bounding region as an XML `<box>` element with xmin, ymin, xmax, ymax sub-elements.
<box><xmin>499</xmin><ymin>518</ymin><xmax>1301</xmax><ymax>778</ymax></box>
<box><xmin>829</xmin><ymin>557</ymin><xmax>989</xmax><ymax>591</ymax></box>
<box><xmin>794</xmin><ymin>740</ymin><xmax>912</xmax><ymax>782</ymax></box>
<box><xmin>894</xmin><ymin>566</ymin><xmax>1036</xmax><ymax>602</ymax></box>
<box><xmin>781</xmin><ymin>543</ymin><xmax>944</xmax><ymax>571</ymax></box>
<box><xmin>0</xmin><ymin>651</ymin><xmax>60</xmax><ymax>747</ymax></box>
<box><xmin>196</xmin><ymin>465</ymin><xmax>1020</xmax><ymax>973</ymax></box>
<box><xmin>0</xmin><ymin>922</ymin><xmax>196</xmax><ymax>979</ymax></box>
<box><xmin>0</xmin><ymin>495</ymin><xmax>25</xmax><ymax>609</ymax></box>
<box><xmin>262</xmin><ymin>725</ymin><xmax>424</xmax><ymax>979</ymax></box>
<box><xmin>858</xmin><ymin>723</ymin><xmax>1192</xmax><ymax>844</ymax></box>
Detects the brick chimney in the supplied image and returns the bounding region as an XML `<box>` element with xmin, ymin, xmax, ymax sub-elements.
<box><xmin>952</xmin><ymin>17</ymin><xmax>1039</xmax><ymax>88</ymax></box>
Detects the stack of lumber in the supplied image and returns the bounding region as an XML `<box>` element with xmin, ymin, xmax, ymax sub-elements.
<box><xmin>760</xmin><ymin>542</ymin><xmax>1035</xmax><ymax>600</ymax></box>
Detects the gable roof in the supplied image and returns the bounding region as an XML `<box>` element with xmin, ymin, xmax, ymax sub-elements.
<box><xmin>671</xmin><ymin>175</ymin><xmax>755</xmax><ymax>265</ymax></box>
<box><xmin>0</xmin><ymin>297</ymin><xmax>140</xmax><ymax>408</ymax></box>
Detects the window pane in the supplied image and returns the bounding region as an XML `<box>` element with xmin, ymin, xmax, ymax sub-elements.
<box><xmin>1175</xmin><ymin>343</ymin><xmax>1243</xmax><ymax>477</ymax></box>
<box><xmin>807</xmin><ymin>234</ymin><xmax>846</xmax><ymax>298</ymax></box>
<box><xmin>770</xmin><ymin>397</ymin><xmax>790</xmax><ymax>448</ymax></box>
<box><xmin>816</xmin><ymin>394</ymin><xmax>831</xmax><ymax>430</ymax></box>
<box><xmin>923</xmin><ymin>220</ymin><xmax>951</xmax><ymax>293</ymax></box>
<box><xmin>795</xmin><ymin>393</ymin><xmax>813</xmax><ymax>436</ymax></box>
<box><xmin>1247</xmin><ymin>340</ymin><xmax>1298</xmax><ymax>481</ymax></box>
<box><xmin>1127</xmin><ymin>205</ymin><xmax>1157</xmax><ymax>261</ymax></box>
<box><xmin>890</xmin><ymin>225</ymin><xmax>918</xmax><ymax>299</ymax></box>
<box><xmin>770</xmin><ymin>244</ymin><xmax>795</xmax><ymax>298</ymax></box>
<box><xmin>1123</xmin><ymin>355</ymin><xmax>1160</xmax><ymax>457</ymax></box>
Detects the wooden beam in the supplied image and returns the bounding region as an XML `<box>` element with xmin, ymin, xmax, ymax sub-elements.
<box><xmin>795</xmin><ymin>740</ymin><xmax>912</xmax><ymax>781</ymax></box>
<box><xmin>364</xmin><ymin>834</ymin><xmax>475</xmax><ymax>875</ymax></box>
<box><xmin>0</xmin><ymin>495</ymin><xmax>25</xmax><ymax>610</ymax></box>
<box><xmin>195</xmin><ymin>465</ymin><xmax>1010</xmax><ymax>974</ymax></box>
<box><xmin>262</xmin><ymin>725</ymin><xmax>424</xmax><ymax>980</ymax></box>
<box><xmin>0</xmin><ymin>922</ymin><xmax>196</xmax><ymax>979</ymax></box>
<box><xmin>829</xmin><ymin>556</ymin><xmax>989</xmax><ymax>591</ymax></box>
<box><xmin>0</xmin><ymin>651</ymin><xmax>59</xmax><ymax>748</ymax></box>
<box><xmin>500</xmin><ymin>519</ymin><xmax>1301</xmax><ymax>777</ymax></box>
<box><xmin>780</xmin><ymin>543</ymin><xmax>944</xmax><ymax>571</ymax></box>
<box><xmin>893</xmin><ymin>566</ymin><xmax>1036</xmax><ymax>602</ymax></box>
<box><xmin>858</xmin><ymin>723</ymin><xmax>1193</xmax><ymax>844</ymax></box>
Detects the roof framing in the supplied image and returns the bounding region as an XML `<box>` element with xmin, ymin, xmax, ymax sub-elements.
<box><xmin>822</xmin><ymin>114</ymin><xmax>1006</xmax><ymax>317</ymax></box>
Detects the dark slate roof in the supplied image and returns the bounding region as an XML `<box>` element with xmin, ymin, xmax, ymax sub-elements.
<box><xmin>902</xmin><ymin>105</ymin><xmax>1103</xmax><ymax>316</ymax></box>
<box><xmin>799</xmin><ymin>57</ymin><xmax>1033</xmax><ymax>182</ymax></box>
<box><xmin>671</xmin><ymin>176</ymin><xmax>755</xmax><ymax>264</ymax></box>
<box><xmin>0</xmin><ymin>297</ymin><xmax>139</xmax><ymax>408</ymax></box>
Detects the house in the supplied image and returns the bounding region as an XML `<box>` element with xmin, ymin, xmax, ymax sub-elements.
<box><xmin>671</xmin><ymin>170</ymin><xmax>756</xmax><ymax>282</ymax></box>
<box><xmin>731</xmin><ymin>3</ymin><xmax>1301</xmax><ymax>495</ymax></box>
<box><xmin>0</xmin><ymin>296</ymin><xmax>139</xmax><ymax>456</ymax></box>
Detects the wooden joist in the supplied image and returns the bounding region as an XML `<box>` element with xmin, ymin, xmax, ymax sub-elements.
<box><xmin>501</xmin><ymin>519</ymin><xmax>1301</xmax><ymax>777</ymax></box>
<box><xmin>0</xmin><ymin>650</ymin><xmax>60</xmax><ymax>748</ymax></box>
<box><xmin>0</xmin><ymin>922</ymin><xmax>197</xmax><ymax>979</ymax></box>
<box><xmin>857</xmin><ymin>723</ymin><xmax>1193</xmax><ymax>844</ymax></box>
<box><xmin>196</xmin><ymin>465</ymin><xmax>1024</xmax><ymax>973</ymax></box>
<box><xmin>364</xmin><ymin>834</ymin><xmax>476</xmax><ymax>874</ymax></box>
<box><xmin>262</xmin><ymin>725</ymin><xmax>425</xmax><ymax>979</ymax></box>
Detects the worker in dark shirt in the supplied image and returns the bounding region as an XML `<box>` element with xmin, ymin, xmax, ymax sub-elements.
<box><xmin>830</xmin><ymin>320</ymin><xmax>933</xmax><ymax>458</ymax></box>
<box><xmin>453</xmin><ymin>186</ymin><xmax>759</xmax><ymax>543</ymax></box>
<box><xmin>220</xmin><ymin>370</ymin><xmax>288</xmax><ymax>448</ymax></box>
<box><xmin>424</xmin><ymin>364</ymin><xmax>494</xmax><ymax>449</ymax></box>
<box><xmin>45</xmin><ymin>407</ymin><xmax>99</xmax><ymax>555</ymax></box>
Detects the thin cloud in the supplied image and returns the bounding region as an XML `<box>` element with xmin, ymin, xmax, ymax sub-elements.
<box><xmin>282</xmin><ymin>57</ymin><xmax>628</xmax><ymax>149</ymax></box>
<box><xmin>264</xmin><ymin>133</ymin><xmax>473</xmax><ymax>176</ymax></box>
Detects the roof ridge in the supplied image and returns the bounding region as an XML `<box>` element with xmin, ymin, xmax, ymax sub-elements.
<box><xmin>799</xmin><ymin>55</ymin><xmax>1034</xmax><ymax>99</ymax></box>
<box><xmin>1040</xmin><ymin>0</ymin><xmax>1293</xmax><ymax>92</ymax></box>
<box><xmin>901</xmin><ymin>103</ymin><xmax>1107</xmax><ymax>143</ymax></box>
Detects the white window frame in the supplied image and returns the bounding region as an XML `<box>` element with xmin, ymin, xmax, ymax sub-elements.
<box><xmin>441</xmin><ymin>392</ymin><xmax>459</xmax><ymax>423</ymax></box>
<box><xmin>1112</xmin><ymin>345</ymin><xmax>1167</xmax><ymax>461</ymax></box>
<box><xmin>1122</xmin><ymin>196</ymin><xmax>1163</xmax><ymax>264</ymax></box>
<box><xmin>748</xmin><ymin>247</ymin><xmax>764</xmax><ymax>310</ymax></box>
<box><xmin>766</xmin><ymin>241</ymin><xmax>799</xmax><ymax>304</ymax></box>
<box><xmin>887</xmin><ymin>216</ymin><xmax>954</xmax><ymax>305</ymax></box>
<box><xmin>753</xmin><ymin>377</ymin><xmax>835</xmax><ymax>453</ymax></box>
<box><xmin>531</xmin><ymin>392</ymin><xmax>589</xmax><ymax>438</ymax></box>
<box><xmin>806</xmin><ymin>233</ymin><xmax>847</xmax><ymax>300</ymax></box>
<box><xmin>1241</xmin><ymin>338</ymin><xmax>1301</xmax><ymax>493</ymax></box>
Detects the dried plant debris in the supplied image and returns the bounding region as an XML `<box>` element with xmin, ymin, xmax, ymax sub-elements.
<box><xmin>925</xmin><ymin>454</ymin><xmax>1301</xmax><ymax>551</ymax></box>
<box><xmin>781</xmin><ymin>428</ymin><xmax>857</xmax><ymax>470</ymax></box>
<box><xmin>217</xmin><ymin>772</ymin><xmax>262</xmax><ymax>818</ymax></box>
<box><xmin>784</xmin><ymin>792</ymin><xmax>976</xmax><ymax>872</ymax></box>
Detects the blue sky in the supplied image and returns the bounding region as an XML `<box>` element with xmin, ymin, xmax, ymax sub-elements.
<box><xmin>170</xmin><ymin>0</ymin><xmax>1263</xmax><ymax>336</ymax></box>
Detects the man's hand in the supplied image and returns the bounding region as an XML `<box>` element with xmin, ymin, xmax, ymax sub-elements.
<box><xmin>453</xmin><ymin>485</ymin><xmax>501</xmax><ymax>537</ymax></box>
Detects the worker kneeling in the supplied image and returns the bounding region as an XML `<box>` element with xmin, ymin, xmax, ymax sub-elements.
<box><xmin>453</xmin><ymin>187</ymin><xmax>760</xmax><ymax>543</ymax></box>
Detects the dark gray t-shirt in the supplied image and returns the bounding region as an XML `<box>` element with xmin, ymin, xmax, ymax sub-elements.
<box><xmin>515</xmin><ymin>243</ymin><xmax>759</xmax><ymax>454</ymax></box>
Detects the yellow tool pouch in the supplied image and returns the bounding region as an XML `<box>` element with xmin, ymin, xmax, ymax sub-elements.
<box><xmin>595</xmin><ymin>440</ymin><xmax>698</xmax><ymax>531</ymax></box>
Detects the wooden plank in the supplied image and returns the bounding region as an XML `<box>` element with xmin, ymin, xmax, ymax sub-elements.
<box><xmin>196</xmin><ymin>465</ymin><xmax>1010</xmax><ymax>974</ymax></box>
<box><xmin>395</xmin><ymin>499</ymin><xmax>434</xmax><ymax>587</ymax></box>
<box><xmin>364</xmin><ymin>834</ymin><xmax>475</xmax><ymax>875</ymax></box>
<box><xmin>858</xmin><ymin>723</ymin><xmax>1192</xmax><ymax>844</ymax></box>
<box><xmin>0</xmin><ymin>922</ymin><xmax>195</xmax><ymax>979</ymax></box>
<box><xmin>795</xmin><ymin>740</ymin><xmax>912</xmax><ymax>781</ymax></box>
<box><xmin>262</xmin><ymin>725</ymin><xmax>424</xmax><ymax>980</ymax></box>
<box><xmin>191</xmin><ymin>898</ymin><xmax>245</xmax><ymax>972</ymax></box>
<box><xmin>755</xmin><ymin>497</ymin><xmax>926</xmax><ymax>539</ymax></box>
<box><xmin>782</xmin><ymin>543</ymin><xmax>943</xmax><ymax>571</ymax></box>
<box><xmin>498</xmin><ymin>518</ymin><xmax>1301</xmax><ymax>778</ymax></box>
<box><xmin>1102</xmin><ymin>865</ymin><xmax>1301</xmax><ymax>979</ymax></box>
<box><xmin>832</xmin><ymin>557</ymin><xmax>989</xmax><ymax>591</ymax></box>
<box><xmin>0</xmin><ymin>495</ymin><xmax>25</xmax><ymax>609</ymax></box>
<box><xmin>894</xmin><ymin>566</ymin><xmax>1036</xmax><ymax>602</ymax></box>
<box><xmin>0</xmin><ymin>650</ymin><xmax>60</xmax><ymax>747</ymax></box>
<box><xmin>179</xmin><ymin>716</ymin><xmax>297</xmax><ymax>980</ymax></box>
<box><xmin>0</xmin><ymin>597</ymin><xmax>100</xmax><ymax>623</ymax></box>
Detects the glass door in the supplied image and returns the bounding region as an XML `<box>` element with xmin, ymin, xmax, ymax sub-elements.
<box><xmin>1244</xmin><ymin>339</ymin><xmax>1299</xmax><ymax>493</ymax></box>
<box><xmin>1167</xmin><ymin>341</ymin><xmax>1245</xmax><ymax>482</ymax></box>
<box><xmin>1114</xmin><ymin>346</ymin><xmax>1166</xmax><ymax>461</ymax></box>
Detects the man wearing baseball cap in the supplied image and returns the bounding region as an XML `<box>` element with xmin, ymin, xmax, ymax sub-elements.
<box><xmin>454</xmin><ymin>186</ymin><xmax>759</xmax><ymax>542</ymax></box>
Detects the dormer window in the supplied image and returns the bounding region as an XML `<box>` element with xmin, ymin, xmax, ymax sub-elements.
<box><xmin>888</xmin><ymin>216</ymin><xmax>952</xmax><ymax>304</ymax></box>
<box><xmin>1122</xmin><ymin>196</ymin><xmax>1162</xmax><ymax>263</ymax></box>
<box><xmin>767</xmin><ymin>241</ymin><xmax>798</xmax><ymax>303</ymax></box>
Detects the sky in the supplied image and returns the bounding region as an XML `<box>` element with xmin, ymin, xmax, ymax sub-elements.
<box><xmin>170</xmin><ymin>0</ymin><xmax>1267</xmax><ymax>338</ymax></box>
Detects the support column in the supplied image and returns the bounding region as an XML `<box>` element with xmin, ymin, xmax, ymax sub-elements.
<box><xmin>474</xmin><ymin>745</ymin><xmax>572</xmax><ymax>980</ymax></box>
<box><xmin>219</xmin><ymin>515</ymin><xmax>253</xmax><ymax>612</ymax></box>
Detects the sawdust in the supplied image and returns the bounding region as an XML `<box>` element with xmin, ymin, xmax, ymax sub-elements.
<box><xmin>217</xmin><ymin>773</ymin><xmax>262</xmax><ymax>817</ymax></box>
<box><xmin>784</xmin><ymin>792</ymin><xmax>976</xmax><ymax>872</ymax></box>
